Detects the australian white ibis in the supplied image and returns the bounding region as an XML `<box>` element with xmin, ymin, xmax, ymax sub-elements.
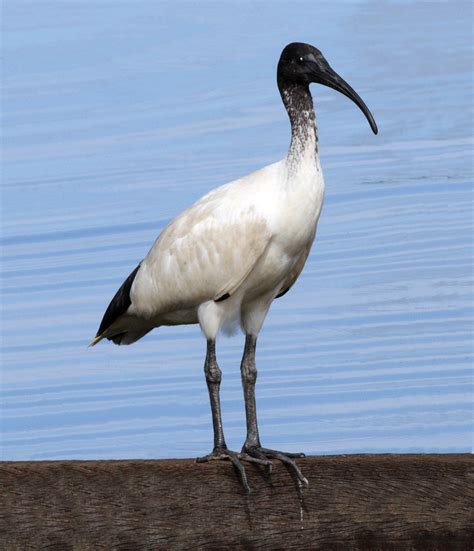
<box><xmin>91</xmin><ymin>42</ymin><xmax>378</xmax><ymax>492</ymax></box>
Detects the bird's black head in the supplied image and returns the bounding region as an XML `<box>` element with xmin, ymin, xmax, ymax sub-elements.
<box><xmin>278</xmin><ymin>42</ymin><xmax>378</xmax><ymax>135</ymax></box>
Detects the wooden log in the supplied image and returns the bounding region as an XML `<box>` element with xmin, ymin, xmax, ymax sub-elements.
<box><xmin>0</xmin><ymin>454</ymin><xmax>472</xmax><ymax>550</ymax></box>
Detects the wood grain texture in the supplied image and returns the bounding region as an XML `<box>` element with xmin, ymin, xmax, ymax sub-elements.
<box><xmin>1</xmin><ymin>454</ymin><xmax>473</xmax><ymax>550</ymax></box>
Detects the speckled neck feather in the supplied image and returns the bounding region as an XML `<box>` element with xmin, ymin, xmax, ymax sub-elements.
<box><xmin>278</xmin><ymin>80</ymin><xmax>318</xmax><ymax>169</ymax></box>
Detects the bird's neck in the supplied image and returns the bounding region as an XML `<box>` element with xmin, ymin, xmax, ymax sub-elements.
<box><xmin>278</xmin><ymin>81</ymin><xmax>319</xmax><ymax>172</ymax></box>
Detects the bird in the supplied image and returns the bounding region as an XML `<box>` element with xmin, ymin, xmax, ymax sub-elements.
<box><xmin>90</xmin><ymin>42</ymin><xmax>378</xmax><ymax>492</ymax></box>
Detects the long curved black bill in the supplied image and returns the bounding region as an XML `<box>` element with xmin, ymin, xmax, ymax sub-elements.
<box><xmin>316</xmin><ymin>67</ymin><xmax>378</xmax><ymax>135</ymax></box>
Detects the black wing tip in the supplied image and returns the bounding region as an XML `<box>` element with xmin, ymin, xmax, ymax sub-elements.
<box><xmin>215</xmin><ymin>292</ymin><xmax>231</xmax><ymax>303</ymax></box>
<box><xmin>96</xmin><ymin>263</ymin><xmax>141</xmax><ymax>337</ymax></box>
<box><xmin>276</xmin><ymin>286</ymin><xmax>290</xmax><ymax>299</ymax></box>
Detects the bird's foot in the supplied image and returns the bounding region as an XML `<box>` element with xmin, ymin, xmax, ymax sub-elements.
<box><xmin>242</xmin><ymin>445</ymin><xmax>308</xmax><ymax>486</ymax></box>
<box><xmin>196</xmin><ymin>446</ymin><xmax>272</xmax><ymax>493</ymax></box>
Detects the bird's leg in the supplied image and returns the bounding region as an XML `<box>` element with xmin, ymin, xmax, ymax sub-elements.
<box><xmin>240</xmin><ymin>334</ymin><xmax>309</xmax><ymax>486</ymax></box>
<box><xmin>204</xmin><ymin>338</ymin><xmax>226</xmax><ymax>451</ymax></box>
<box><xmin>196</xmin><ymin>339</ymin><xmax>271</xmax><ymax>493</ymax></box>
<box><xmin>240</xmin><ymin>334</ymin><xmax>261</xmax><ymax>450</ymax></box>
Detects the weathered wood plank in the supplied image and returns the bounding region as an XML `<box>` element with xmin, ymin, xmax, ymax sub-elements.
<box><xmin>1</xmin><ymin>454</ymin><xmax>473</xmax><ymax>550</ymax></box>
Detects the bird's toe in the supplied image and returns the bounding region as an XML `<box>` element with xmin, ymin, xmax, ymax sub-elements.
<box><xmin>196</xmin><ymin>447</ymin><xmax>251</xmax><ymax>493</ymax></box>
<box><xmin>242</xmin><ymin>445</ymin><xmax>308</xmax><ymax>486</ymax></box>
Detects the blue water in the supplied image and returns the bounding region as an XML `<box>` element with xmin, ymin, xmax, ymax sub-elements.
<box><xmin>1</xmin><ymin>1</ymin><xmax>472</xmax><ymax>460</ymax></box>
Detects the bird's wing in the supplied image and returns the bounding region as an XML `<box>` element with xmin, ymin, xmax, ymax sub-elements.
<box><xmin>213</xmin><ymin>227</ymin><xmax>271</xmax><ymax>302</ymax></box>
<box><xmin>90</xmin><ymin>263</ymin><xmax>141</xmax><ymax>345</ymax></box>
<box><xmin>130</xmin><ymin>183</ymin><xmax>273</xmax><ymax>318</ymax></box>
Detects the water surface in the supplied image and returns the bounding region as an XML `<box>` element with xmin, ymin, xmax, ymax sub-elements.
<box><xmin>2</xmin><ymin>1</ymin><xmax>472</xmax><ymax>460</ymax></box>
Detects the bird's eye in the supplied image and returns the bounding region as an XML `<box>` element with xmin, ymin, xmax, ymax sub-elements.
<box><xmin>297</xmin><ymin>57</ymin><xmax>304</xmax><ymax>64</ymax></box>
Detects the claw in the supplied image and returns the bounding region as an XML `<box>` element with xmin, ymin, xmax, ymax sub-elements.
<box><xmin>197</xmin><ymin>445</ymin><xmax>308</xmax><ymax>491</ymax></box>
<box><xmin>270</xmin><ymin>451</ymin><xmax>309</xmax><ymax>486</ymax></box>
<box><xmin>227</xmin><ymin>453</ymin><xmax>250</xmax><ymax>493</ymax></box>
<box><xmin>196</xmin><ymin>448</ymin><xmax>253</xmax><ymax>493</ymax></box>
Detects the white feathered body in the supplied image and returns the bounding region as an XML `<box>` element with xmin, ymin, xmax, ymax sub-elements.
<box><xmin>104</xmin><ymin>150</ymin><xmax>324</xmax><ymax>344</ymax></box>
